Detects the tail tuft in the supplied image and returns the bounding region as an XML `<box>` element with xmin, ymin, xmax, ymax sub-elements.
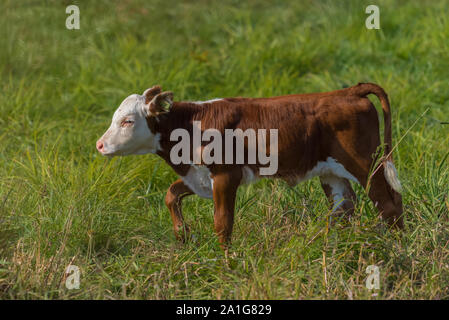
<box><xmin>384</xmin><ymin>161</ymin><xmax>402</xmax><ymax>193</ymax></box>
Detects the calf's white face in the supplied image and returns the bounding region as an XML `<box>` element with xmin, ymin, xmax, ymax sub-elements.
<box><xmin>96</xmin><ymin>86</ymin><xmax>172</xmax><ymax>157</ymax></box>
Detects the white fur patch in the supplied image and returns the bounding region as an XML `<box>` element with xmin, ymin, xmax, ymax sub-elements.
<box><xmin>181</xmin><ymin>165</ymin><xmax>213</xmax><ymax>199</ymax></box>
<box><xmin>297</xmin><ymin>157</ymin><xmax>359</xmax><ymax>184</ymax></box>
<box><xmin>190</xmin><ymin>98</ymin><xmax>223</xmax><ymax>105</ymax></box>
<box><xmin>182</xmin><ymin>165</ymin><xmax>259</xmax><ymax>198</ymax></box>
<box><xmin>320</xmin><ymin>175</ymin><xmax>347</xmax><ymax>211</ymax></box>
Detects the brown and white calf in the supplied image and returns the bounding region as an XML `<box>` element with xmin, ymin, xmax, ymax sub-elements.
<box><xmin>96</xmin><ymin>83</ymin><xmax>404</xmax><ymax>248</ymax></box>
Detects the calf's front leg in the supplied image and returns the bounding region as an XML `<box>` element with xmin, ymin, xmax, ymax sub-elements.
<box><xmin>165</xmin><ymin>179</ymin><xmax>194</xmax><ymax>242</ymax></box>
<box><xmin>211</xmin><ymin>168</ymin><xmax>242</xmax><ymax>249</ymax></box>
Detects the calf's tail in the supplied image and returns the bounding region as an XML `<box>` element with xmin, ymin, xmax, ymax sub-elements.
<box><xmin>350</xmin><ymin>82</ymin><xmax>402</xmax><ymax>193</ymax></box>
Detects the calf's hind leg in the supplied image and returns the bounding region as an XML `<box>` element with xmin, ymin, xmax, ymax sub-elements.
<box><xmin>320</xmin><ymin>175</ymin><xmax>357</xmax><ymax>223</ymax></box>
<box><xmin>340</xmin><ymin>157</ymin><xmax>404</xmax><ymax>229</ymax></box>
<box><xmin>165</xmin><ymin>179</ymin><xmax>194</xmax><ymax>241</ymax></box>
<box><xmin>366</xmin><ymin>169</ymin><xmax>404</xmax><ymax>229</ymax></box>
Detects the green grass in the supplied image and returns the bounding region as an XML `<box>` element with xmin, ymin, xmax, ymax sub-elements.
<box><xmin>1</xmin><ymin>0</ymin><xmax>448</xmax><ymax>299</ymax></box>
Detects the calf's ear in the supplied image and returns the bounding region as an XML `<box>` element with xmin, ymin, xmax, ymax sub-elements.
<box><xmin>148</xmin><ymin>91</ymin><xmax>173</xmax><ymax>116</ymax></box>
<box><xmin>143</xmin><ymin>85</ymin><xmax>162</xmax><ymax>104</ymax></box>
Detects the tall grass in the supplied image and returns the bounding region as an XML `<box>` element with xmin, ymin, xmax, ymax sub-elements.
<box><xmin>0</xmin><ymin>0</ymin><xmax>448</xmax><ymax>299</ymax></box>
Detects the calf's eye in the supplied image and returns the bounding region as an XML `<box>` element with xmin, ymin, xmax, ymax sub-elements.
<box><xmin>121</xmin><ymin>119</ymin><xmax>135</xmax><ymax>127</ymax></box>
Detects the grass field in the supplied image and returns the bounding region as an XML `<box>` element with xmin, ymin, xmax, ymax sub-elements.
<box><xmin>1</xmin><ymin>0</ymin><xmax>448</xmax><ymax>299</ymax></box>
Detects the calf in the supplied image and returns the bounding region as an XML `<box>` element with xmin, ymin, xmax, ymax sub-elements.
<box><xmin>96</xmin><ymin>83</ymin><xmax>404</xmax><ymax>248</ymax></box>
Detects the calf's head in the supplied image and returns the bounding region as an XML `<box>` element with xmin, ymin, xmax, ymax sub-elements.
<box><xmin>96</xmin><ymin>85</ymin><xmax>173</xmax><ymax>156</ymax></box>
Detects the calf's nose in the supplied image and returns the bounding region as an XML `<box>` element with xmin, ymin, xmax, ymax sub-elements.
<box><xmin>96</xmin><ymin>140</ymin><xmax>104</xmax><ymax>152</ymax></box>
